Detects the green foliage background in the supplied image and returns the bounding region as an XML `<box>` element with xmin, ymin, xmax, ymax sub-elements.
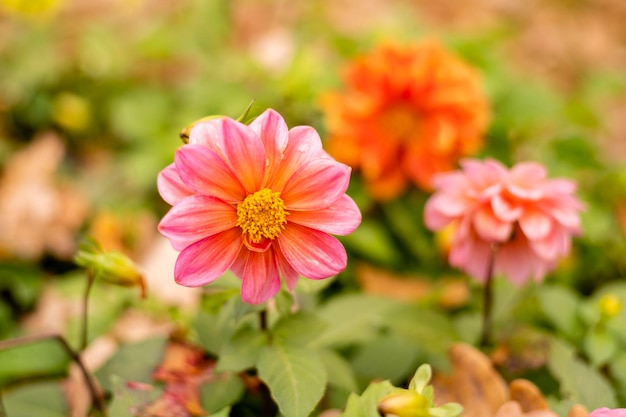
<box><xmin>1</xmin><ymin>0</ymin><xmax>626</xmax><ymax>416</ymax></box>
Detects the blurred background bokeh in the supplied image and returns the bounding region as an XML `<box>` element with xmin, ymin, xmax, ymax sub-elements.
<box><xmin>1</xmin><ymin>0</ymin><xmax>626</xmax><ymax>414</ymax></box>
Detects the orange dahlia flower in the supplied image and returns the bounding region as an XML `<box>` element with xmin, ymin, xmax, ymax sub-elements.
<box><xmin>321</xmin><ymin>41</ymin><xmax>490</xmax><ymax>200</ymax></box>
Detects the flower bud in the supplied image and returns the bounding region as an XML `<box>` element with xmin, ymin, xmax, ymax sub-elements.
<box><xmin>378</xmin><ymin>391</ymin><xmax>430</xmax><ymax>417</ymax></box>
<box><xmin>75</xmin><ymin>241</ymin><xmax>146</xmax><ymax>298</ymax></box>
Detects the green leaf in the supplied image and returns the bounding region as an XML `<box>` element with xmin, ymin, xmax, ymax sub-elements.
<box><xmin>350</xmin><ymin>332</ymin><xmax>419</xmax><ymax>385</ymax></box>
<box><xmin>272</xmin><ymin>312</ymin><xmax>328</xmax><ymax>347</ymax></box>
<box><xmin>200</xmin><ymin>372</ymin><xmax>245</xmax><ymax>414</ymax></box>
<box><xmin>338</xmin><ymin>219</ymin><xmax>400</xmax><ymax>266</ymax></box>
<box><xmin>319</xmin><ymin>349</ymin><xmax>358</xmax><ymax>392</ymax></box>
<box><xmin>107</xmin><ymin>375</ymin><xmax>161</xmax><ymax>417</ymax></box>
<box><xmin>430</xmin><ymin>402</ymin><xmax>464</xmax><ymax>417</ymax></box>
<box><xmin>583</xmin><ymin>327</ymin><xmax>618</xmax><ymax>367</ymax></box>
<box><xmin>548</xmin><ymin>338</ymin><xmax>616</xmax><ymax>409</ymax></box>
<box><xmin>211</xmin><ymin>407</ymin><xmax>232</xmax><ymax>417</ymax></box>
<box><xmin>2</xmin><ymin>381</ymin><xmax>68</xmax><ymax>417</ymax></box>
<box><xmin>216</xmin><ymin>326</ymin><xmax>268</xmax><ymax>372</ymax></box>
<box><xmin>608</xmin><ymin>351</ymin><xmax>626</xmax><ymax>393</ymax></box>
<box><xmin>340</xmin><ymin>380</ymin><xmax>396</xmax><ymax>417</ymax></box>
<box><xmin>537</xmin><ymin>285</ymin><xmax>582</xmax><ymax>340</ymax></box>
<box><xmin>313</xmin><ymin>294</ymin><xmax>395</xmax><ymax>349</ymax></box>
<box><xmin>0</xmin><ymin>338</ymin><xmax>70</xmax><ymax>387</ymax></box>
<box><xmin>195</xmin><ymin>295</ymin><xmax>258</xmax><ymax>355</ymax></box>
<box><xmin>409</xmin><ymin>364</ymin><xmax>432</xmax><ymax>394</ymax></box>
<box><xmin>257</xmin><ymin>343</ymin><xmax>327</xmax><ymax>417</ymax></box>
<box><xmin>95</xmin><ymin>337</ymin><xmax>167</xmax><ymax>392</ymax></box>
<box><xmin>385</xmin><ymin>305</ymin><xmax>456</xmax><ymax>370</ymax></box>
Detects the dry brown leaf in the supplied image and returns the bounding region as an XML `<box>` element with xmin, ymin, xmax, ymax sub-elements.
<box><xmin>432</xmin><ymin>343</ymin><xmax>509</xmax><ymax>417</ymax></box>
<box><xmin>567</xmin><ymin>404</ymin><xmax>590</xmax><ymax>417</ymax></box>
<box><xmin>88</xmin><ymin>209</ymin><xmax>157</xmax><ymax>258</ymax></box>
<box><xmin>357</xmin><ymin>263</ymin><xmax>431</xmax><ymax>302</ymax></box>
<box><xmin>139</xmin><ymin>340</ymin><xmax>215</xmax><ymax>417</ymax></box>
<box><xmin>20</xmin><ymin>284</ymin><xmax>81</xmax><ymax>335</ymax></box>
<box><xmin>111</xmin><ymin>309</ymin><xmax>174</xmax><ymax>344</ymax></box>
<box><xmin>0</xmin><ymin>132</ymin><xmax>89</xmax><ymax>259</ymax></box>
<box><xmin>357</xmin><ymin>263</ymin><xmax>470</xmax><ymax>307</ymax></box>
<box><xmin>140</xmin><ymin>236</ymin><xmax>202</xmax><ymax>311</ymax></box>
<box><xmin>493</xmin><ymin>401</ymin><xmax>558</xmax><ymax>417</ymax></box>
<box><xmin>509</xmin><ymin>379</ymin><xmax>549</xmax><ymax>412</ymax></box>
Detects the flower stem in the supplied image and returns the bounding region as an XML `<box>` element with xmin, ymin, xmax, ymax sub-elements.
<box><xmin>0</xmin><ymin>390</ymin><xmax>6</xmax><ymax>417</ymax></box>
<box><xmin>0</xmin><ymin>333</ymin><xmax>107</xmax><ymax>416</ymax></box>
<box><xmin>81</xmin><ymin>270</ymin><xmax>95</xmax><ymax>351</ymax></box>
<box><xmin>259</xmin><ymin>309</ymin><xmax>268</xmax><ymax>332</ymax></box>
<box><xmin>480</xmin><ymin>245</ymin><xmax>497</xmax><ymax>348</ymax></box>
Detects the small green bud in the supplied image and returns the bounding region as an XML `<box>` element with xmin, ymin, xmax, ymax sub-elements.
<box><xmin>75</xmin><ymin>240</ymin><xmax>146</xmax><ymax>298</ymax></box>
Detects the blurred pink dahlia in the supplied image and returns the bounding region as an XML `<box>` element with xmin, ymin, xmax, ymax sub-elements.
<box><xmin>424</xmin><ymin>159</ymin><xmax>583</xmax><ymax>284</ymax></box>
<box><xmin>157</xmin><ymin>109</ymin><xmax>361</xmax><ymax>304</ymax></box>
<box><xmin>589</xmin><ymin>409</ymin><xmax>626</xmax><ymax>417</ymax></box>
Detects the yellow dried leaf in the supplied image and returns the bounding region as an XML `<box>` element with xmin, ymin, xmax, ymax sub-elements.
<box><xmin>509</xmin><ymin>379</ymin><xmax>549</xmax><ymax>413</ymax></box>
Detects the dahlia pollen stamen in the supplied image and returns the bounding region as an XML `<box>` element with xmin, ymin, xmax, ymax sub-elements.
<box><xmin>236</xmin><ymin>188</ymin><xmax>289</xmax><ymax>243</ymax></box>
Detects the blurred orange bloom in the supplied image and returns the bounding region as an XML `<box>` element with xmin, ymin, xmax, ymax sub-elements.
<box><xmin>321</xmin><ymin>41</ymin><xmax>490</xmax><ymax>200</ymax></box>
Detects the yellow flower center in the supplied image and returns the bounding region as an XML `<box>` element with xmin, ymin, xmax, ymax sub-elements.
<box><xmin>236</xmin><ymin>188</ymin><xmax>289</xmax><ymax>243</ymax></box>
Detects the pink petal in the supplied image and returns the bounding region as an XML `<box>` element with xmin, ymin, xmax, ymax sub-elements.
<box><xmin>174</xmin><ymin>228</ymin><xmax>242</xmax><ymax>287</ymax></box>
<box><xmin>268</xmin><ymin>125</ymin><xmax>324</xmax><ymax>191</ymax></box>
<box><xmin>540</xmin><ymin>197</ymin><xmax>583</xmax><ymax>231</ymax></box>
<box><xmin>424</xmin><ymin>197</ymin><xmax>456</xmax><ymax>230</ymax></box>
<box><xmin>449</xmin><ymin>234</ymin><xmax>492</xmax><ymax>282</ymax></box>
<box><xmin>541</xmin><ymin>178</ymin><xmax>577</xmax><ymax>195</ymax></box>
<box><xmin>529</xmin><ymin>228</ymin><xmax>570</xmax><ymax>261</ymax></box>
<box><xmin>460</xmin><ymin>158</ymin><xmax>505</xmax><ymax>190</ymax></box>
<box><xmin>506</xmin><ymin>163</ymin><xmax>548</xmax><ymax>200</ymax></box>
<box><xmin>281</xmin><ymin>159</ymin><xmax>351</xmax><ymax>210</ymax></box>
<box><xmin>495</xmin><ymin>233</ymin><xmax>551</xmax><ymax>284</ymax></box>
<box><xmin>188</xmin><ymin>119</ymin><xmax>227</xmax><ymax>156</ymax></box>
<box><xmin>589</xmin><ymin>409</ymin><xmax>626</xmax><ymax>417</ymax></box>
<box><xmin>240</xmin><ymin>250</ymin><xmax>282</xmax><ymax>304</ymax></box>
<box><xmin>491</xmin><ymin>193</ymin><xmax>522</xmax><ymax>222</ymax></box>
<box><xmin>157</xmin><ymin>163</ymin><xmax>193</xmax><ymax>205</ymax></box>
<box><xmin>473</xmin><ymin>206</ymin><xmax>513</xmax><ymax>243</ymax></box>
<box><xmin>427</xmin><ymin>192</ymin><xmax>469</xmax><ymax>218</ymax></box>
<box><xmin>495</xmin><ymin>240</ymin><xmax>537</xmax><ymax>285</ymax></box>
<box><xmin>431</xmin><ymin>171</ymin><xmax>469</xmax><ymax>192</ymax></box>
<box><xmin>248</xmin><ymin>109</ymin><xmax>289</xmax><ymax>185</ymax></box>
<box><xmin>275</xmin><ymin>246</ymin><xmax>300</xmax><ymax>290</ymax></box>
<box><xmin>158</xmin><ymin>195</ymin><xmax>237</xmax><ymax>250</ymax></box>
<box><xmin>510</xmin><ymin>162</ymin><xmax>547</xmax><ymax>184</ymax></box>
<box><xmin>175</xmin><ymin>144</ymin><xmax>246</xmax><ymax>202</ymax></box>
<box><xmin>277</xmin><ymin>223</ymin><xmax>347</xmax><ymax>280</ymax></box>
<box><xmin>519</xmin><ymin>209</ymin><xmax>553</xmax><ymax>240</ymax></box>
<box><xmin>220</xmin><ymin>118</ymin><xmax>266</xmax><ymax>193</ymax></box>
<box><xmin>287</xmin><ymin>194</ymin><xmax>362</xmax><ymax>236</ymax></box>
<box><xmin>230</xmin><ymin>249</ymin><xmax>248</xmax><ymax>279</ymax></box>
<box><xmin>506</xmin><ymin>183</ymin><xmax>544</xmax><ymax>200</ymax></box>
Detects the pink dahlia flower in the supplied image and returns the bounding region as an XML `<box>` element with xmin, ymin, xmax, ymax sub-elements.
<box><xmin>157</xmin><ymin>109</ymin><xmax>361</xmax><ymax>304</ymax></box>
<box><xmin>589</xmin><ymin>409</ymin><xmax>626</xmax><ymax>417</ymax></box>
<box><xmin>424</xmin><ymin>159</ymin><xmax>583</xmax><ymax>284</ymax></box>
